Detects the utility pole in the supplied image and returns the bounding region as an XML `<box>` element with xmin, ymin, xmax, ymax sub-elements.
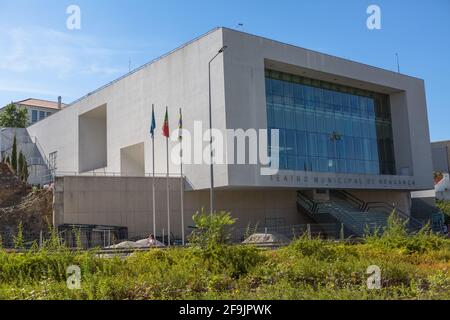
<box><xmin>395</xmin><ymin>53</ymin><xmax>400</xmax><ymax>73</ymax></box>
<box><xmin>208</xmin><ymin>46</ymin><xmax>228</xmax><ymax>216</ymax></box>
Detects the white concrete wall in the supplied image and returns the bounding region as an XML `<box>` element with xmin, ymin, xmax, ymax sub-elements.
<box><xmin>78</xmin><ymin>105</ymin><xmax>107</xmax><ymax>172</ymax></box>
<box><xmin>27</xmin><ymin>104</ymin><xmax>79</xmax><ymax>172</ymax></box>
<box><xmin>120</xmin><ymin>142</ymin><xmax>145</xmax><ymax>176</ymax></box>
<box><xmin>28</xmin><ymin>28</ymin><xmax>228</xmax><ymax>190</ymax></box>
<box><xmin>28</xmin><ymin>27</ymin><xmax>433</xmax><ymax>193</ymax></box>
<box><xmin>54</xmin><ymin>176</ymin><xmax>306</xmax><ymax>237</ymax></box>
<box><xmin>0</xmin><ymin>127</ymin><xmax>50</xmax><ymax>185</ymax></box>
<box><xmin>221</xmin><ymin>28</ymin><xmax>433</xmax><ymax>191</ymax></box>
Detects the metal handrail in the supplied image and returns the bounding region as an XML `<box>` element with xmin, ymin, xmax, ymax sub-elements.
<box><xmin>332</xmin><ymin>190</ymin><xmax>365</xmax><ymax>210</ymax></box>
<box><xmin>332</xmin><ymin>190</ymin><xmax>423</xmax><ymax>230</ymax></box>
<box><xmin>32</xmin><ymin>136</ymin><xmax>50</xmax><ymax>169</ymax></box>
<box><xmin>297</xmin><ymin>191</ymin><xmax>392</xmax><ymax>237</ymax></box>
<box><xmin>297</xmin><ymin>192</ymin><xmax>314</xmax><ymax>213</ymax></box>
<box><xmin>26</xmin><ymin>157</ymin><xmax>49</xmax><ymax>166</ymax></box>
<box><xmin>365</xmin><ymin>202</ymin><xmax>424</xmax><ymax>230</ymax></box>
<box><xmin>317</xmin><ymin>202</ymin><xmax>367</xmax><ymax>234</ymax></box>
<box><xmin>0</xmin><ymin>133</ymin><xmax>51</xmax><ymax>171</ymax></box>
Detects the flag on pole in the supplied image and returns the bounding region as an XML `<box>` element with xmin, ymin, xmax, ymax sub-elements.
<box><xmin>150</xmin><ymin>104</ymin><xmax>156</xmax><ymax>237</ymax></box>
<box><xmin>150</xmin><ymin>104</ymin><xmax>156</xmax><ymax>138</ymax></box>
<box><xmin>162</xmin><ymin>107</ymin><xmax>170</xmax><ymax>138</ymax></box>
<box><xmin>178</xmin><ymin>108</ymin><xmax>183</xmax><ymax>142</ymax></box>
<box><xmin>179</xmin><ymin>108</ymin><xmax>185</xmax><ymax>246</ymax></box>
<box><xmin>163</xmin><ymin>106</ymin><xmax>170</xmax><ymax>246</ymax></box>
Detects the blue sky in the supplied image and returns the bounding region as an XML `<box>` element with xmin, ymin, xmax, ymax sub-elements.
<box><xmin>0</xmin><ymin>0</ymin><xmax>449</xmax><ymax>141</ymax></box>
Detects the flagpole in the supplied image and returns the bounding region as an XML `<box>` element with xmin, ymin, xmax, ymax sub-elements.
<box><xmin>179</xmin><ymin>108</ymin><xmax>185</xmax><ymax>246</ymax></box>
<box><xmin>166</xmin><ymin>134</ymin><xmax>170</xmax><ymax>246</ymax></box>
<box><xmin>150</xmin><ymin>104</ymin><xmax>156</xmax><ymax>239</ymax></box>
<box><xmin>152</xmin><ymin>127</ymin><xmax>156</xmax><ymax>237</ymax></box>
<box><xmin>181</xmin><ymin>157</ymin><xmax>184</xmax><ymax>246</ymax></box>
<box><xmin>165</xmin><ymin>107</ymin><xmax>171</xmax><ymax>247</ymax></box>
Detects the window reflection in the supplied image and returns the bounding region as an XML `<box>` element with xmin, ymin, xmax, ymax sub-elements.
<box><xmin>265</xmin><ymin>69</ymin><xmax>396</xmax><ymax>175</ymax></box>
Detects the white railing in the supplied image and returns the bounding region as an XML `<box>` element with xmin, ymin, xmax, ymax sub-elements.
<box><xmin>53</xmin><ymin>171</ymin><xmax>184</xmax><ymax>178</ymax></box>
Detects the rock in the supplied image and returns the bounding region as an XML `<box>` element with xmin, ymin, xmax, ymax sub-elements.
<box><xmin>107</xmin><ymin>238</ymin><xmax>165</xmax><ymax>249</ymax></box>
<box><xmin>242</xmin><ymin>233</ymin><xmax>290</xmax><ymax>244</ymax></box>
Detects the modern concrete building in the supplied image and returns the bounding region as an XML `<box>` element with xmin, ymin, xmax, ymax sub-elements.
<box><xmin>26</xmin><ymin>28</ymin><xmax>434</xmax><ymax>240</ymax></box>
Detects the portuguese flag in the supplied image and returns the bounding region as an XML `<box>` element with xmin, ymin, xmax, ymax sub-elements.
<box><xmin>162</xmin><ymin>107</ymin><xmax>169</xmax><ymax>138</ymax></box>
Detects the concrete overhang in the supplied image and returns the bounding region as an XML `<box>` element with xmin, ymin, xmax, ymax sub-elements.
<box><xmin>265</xmin><ymin>59</ymin><xmax>404</xmax><ymax>95</ymax></box>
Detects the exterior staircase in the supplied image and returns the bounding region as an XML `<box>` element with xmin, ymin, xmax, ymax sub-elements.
<box><xmin>297</xmin><ymin>190</ymin><xmax>424</xmax><ymax>238</ymax></box>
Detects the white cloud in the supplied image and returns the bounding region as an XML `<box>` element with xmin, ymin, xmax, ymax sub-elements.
<box><xmin>0</xmin><ymin>83</ymin><xmax>61</xmax><ymax>96</ymax></box>
<box><xmin>0</xmin><ymin>26</ymin><xmax>129</xmax><ymax>78</ymax></box>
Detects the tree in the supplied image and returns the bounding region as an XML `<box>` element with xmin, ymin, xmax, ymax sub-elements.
<box><xmin>0</xmin><ymin>103</ymin><xmax>29</xmax><ymax>128</ymax></box>
<box><xmin>11</xmin><ymin>135</ymin><xmax>17</xmax><ymax>173</ymax></box>
<box><xmin>18</xmin><ymin>151</ymin><xmax>24</xmax><ymax>180</ymax></box>
<box><xmin>189</xmin><ymin>210</ymin><xmax>237</xmax><ymax>249</ymax></box>
<box><xmin>22</xmin><ymin>158</ymin><xmax>29</xmax><ymax>182</ymax></box>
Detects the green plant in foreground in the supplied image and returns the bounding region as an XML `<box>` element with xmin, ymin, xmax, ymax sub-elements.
<box><xmin>13</xmin><ymin>222</ymin><xmax>24</xmax><ymax>250</ymax></box>
<box><xmin>189</xmin><ymin>209</ymin><xmax>236</xmax><ymax>249</ymax></box>
<box><xmin>436</xmin><ymin>200</ymin><xmax>450</xmax><ymax>224</ymax></box>
<box><xmin>11</xmin><ymin>135</ymin><xmax>17</xmax><ymax>173</ymax></box>
<box><xmin>18</xmin><ymin>151</ymin><xmax>24</xmax><ymax>181</ymax></box>
<box><xmin>364</xmin><ymin>212</ymin><xmax>448</xmax><ymax>254</ymax></box>
<box><xmin>0</xmin><ymin>211</ymin><xmax>449</xmax><ymax>300</ymax></box>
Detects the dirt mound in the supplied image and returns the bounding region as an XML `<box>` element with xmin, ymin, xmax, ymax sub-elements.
<box><xmin>0</xmin><ymin>163</ymin><xmax>52</xmax><ymax>237</ymax></box>
<box><xmin>0</xmin><ymin>163</ymin><xmax>29</xmax><ymax>208</ymax></box>
<box><xmin>243</xmin><ymin>233</ymin><xmax>290</xmax><ymax>244</ymax></box>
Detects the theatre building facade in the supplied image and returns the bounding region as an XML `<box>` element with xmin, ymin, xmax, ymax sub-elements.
<box><xmin>27</xmin><ymin>27</ymin><xmax>434</xmax><ymax>240</ymax></box>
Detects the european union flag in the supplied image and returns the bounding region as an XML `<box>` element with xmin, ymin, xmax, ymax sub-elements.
<box><xmin>150</xmin><ymin>104</ymin><xmax>156</xmax><ymax>138</ymax></box>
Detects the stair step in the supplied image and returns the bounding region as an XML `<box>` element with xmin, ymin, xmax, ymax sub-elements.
<box><xmin>298</xmin><ymin>192</ymin><xmax>390</xmax><ymax>237</ymax></box>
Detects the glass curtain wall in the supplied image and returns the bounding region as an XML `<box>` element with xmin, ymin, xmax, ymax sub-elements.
<box><xmin>265</xmin><ymin>69</ymin><xmax>396</xmax><ymax>175</ymax></box>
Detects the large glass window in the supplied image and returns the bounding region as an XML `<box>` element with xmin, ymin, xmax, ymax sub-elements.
<box><xmin>265</xmin><ymin>69</ymin><xmax>396</xmax><ymax>175</ymax></box>
<box><xmin>31</xmin><ymin>110</ymin><xmax>38</xmax><ymax>123</ymax></box>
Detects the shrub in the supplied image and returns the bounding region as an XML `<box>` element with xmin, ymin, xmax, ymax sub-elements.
<box><xmin>13</xmin><ymin>222</ymin><xmax>24</xmax><ymax>250</ymax></box>
<box><xmin>11</xmin><ymin>135</ymin><xmax>17</xmax><ymax>173</ymax></box>
<box><xmin>220</xmin><ymin>245</ymin><xmax>265</xmax><ymax>278</ymax></box>
<box><xmin>21</xmin><ymin>156</ymin><xmax>29</xmax><ymax>182</ymax></box>
<box><xmin>436</xmin><ymin>200</ymin><xmax>450</xmax><ymax>224</ymax></box>
<box><xmin>365</xmin><ymin>213</ymin><xmax>448</xmax><ymax>254</ymax></box>
<box><xmin>189</xmin><ymin>210</ymin><xmax>236</xmax><ymax>249</ymax></box>
<box><xmin>18</xmin><ymin>151</ymin><xmax>24</xmax><ymax>181</ymax></box>
<box><xmin>0</xmin><ymin>212</ymin><xmax>449</xmax><ymax>300</ymax></box>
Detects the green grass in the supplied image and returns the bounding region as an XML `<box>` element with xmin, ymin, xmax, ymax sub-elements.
<box><xmin>0</xmin><ymin>240</ymin><xmax>449</xmax><ymax>300</ymax></box>
<box><xmin>0</xmin><ymin>216</ymin><xmax>449</xmax><ymax>300</ymax></box>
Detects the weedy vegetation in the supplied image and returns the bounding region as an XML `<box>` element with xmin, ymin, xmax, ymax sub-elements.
<box><xmin>0</xmin><ymin>211</ymin><xmax>449</xmax><ymax>300</ymax></box>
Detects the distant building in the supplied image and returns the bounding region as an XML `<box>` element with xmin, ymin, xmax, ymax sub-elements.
<box><xmin>435</xmin><ymin>173</ymin><xmax>450</xmax><ymax>201</ymax></box>
<box><xmin>431</xmin><ymin>140</ymin><xmax>450</xmax><ymax>201</ymax></box>
<box><xmin>432</xmin><ymin>140</ymin><xmax>450</xmax><ymax>173</ymax></box>
<box><xmin>11</xmin><ymin>97</ymin><xmax>65</xmax><ymax>126</ymax></box>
